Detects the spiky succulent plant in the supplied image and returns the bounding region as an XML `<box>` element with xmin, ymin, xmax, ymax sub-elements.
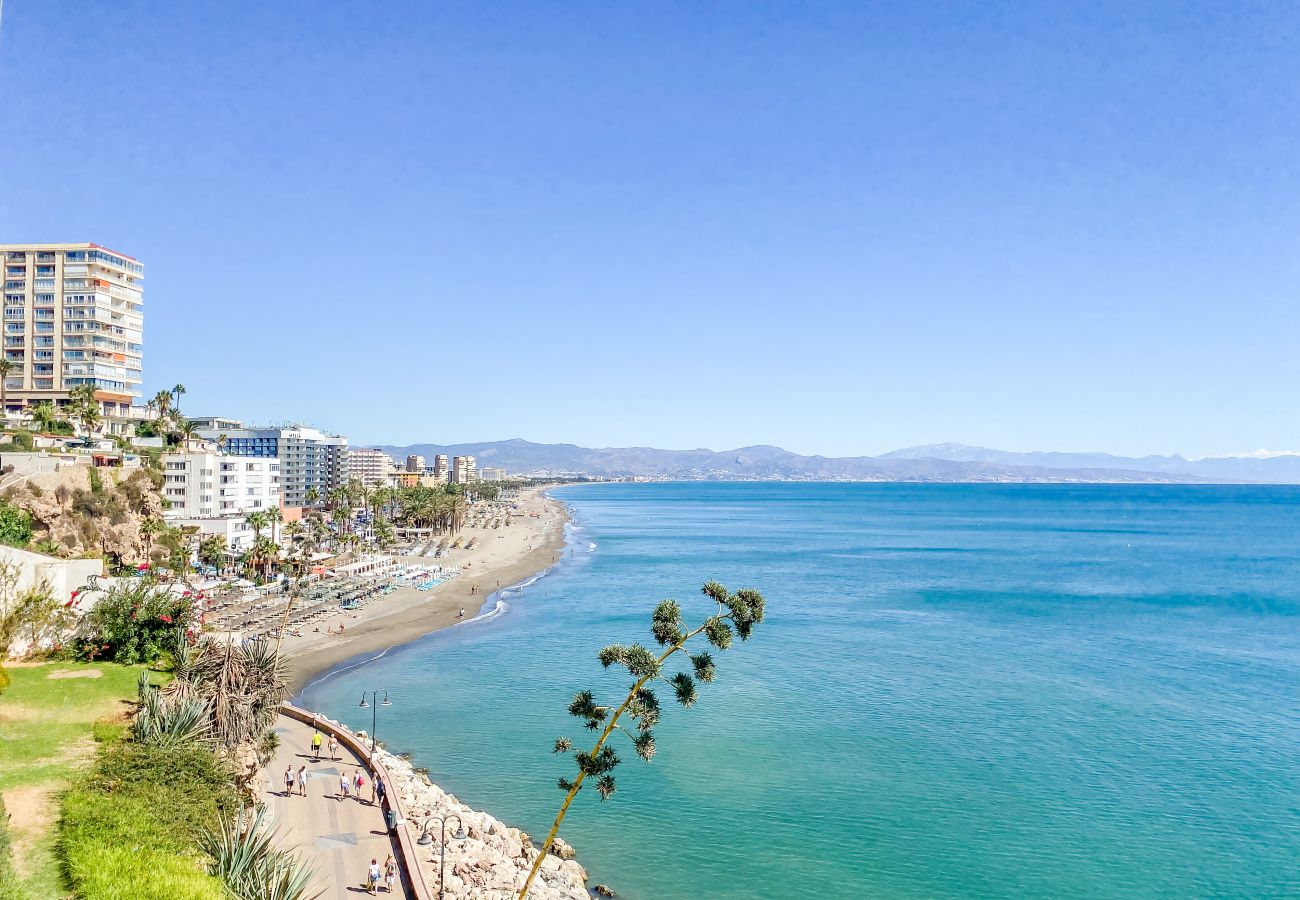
<box><xmin>519</xmin><ymin>581</ymin><xmax>766</xmax><ymax>899</ymax></box>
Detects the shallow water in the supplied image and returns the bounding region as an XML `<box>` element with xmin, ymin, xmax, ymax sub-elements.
<box><xmin>298</xmin><ymin>483</ymin><xmax>1300</xmax><ymax>898</ymax></box>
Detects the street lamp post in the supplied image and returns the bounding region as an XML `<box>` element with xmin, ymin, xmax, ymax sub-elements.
<box><xmin>357</xmin><ymin>690</ymin><xmax>392</xmax><ymax>752</ymax></box>
<box><xmin>417</xmin><ymin>814</ymin><xmax>466</xmax><ymax>899</ymax></box>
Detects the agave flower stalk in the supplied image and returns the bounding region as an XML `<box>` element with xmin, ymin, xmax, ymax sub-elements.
<box><xmin>518</xmin><ymin>581</ymin><xmax>765</xmax><ymax>899</ymax></box>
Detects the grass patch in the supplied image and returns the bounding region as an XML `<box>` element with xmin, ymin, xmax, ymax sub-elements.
<box><xmin>0</xmin><ymin>661</ymin><xmax>158</xmax><ymax>899</ymax></box>
<box><xmin>59</xmin><ymin>742</ymin><xmax>235</xmax><ymax>900</ymax></box>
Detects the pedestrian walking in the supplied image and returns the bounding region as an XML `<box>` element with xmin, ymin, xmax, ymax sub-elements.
<box><xmin>366</xmin><ymin>858</ymin><xmax>381</xmax><ymax>894</ymax></box>
<box><xmin>375</xmin><ymin>776</ymin><xmax>387</xmax><ymax>807</ymax></box>
<box><xmin>327</xmin><ymin>734</ymin><xmax>338</xmax><ymax>761</ymax></box>
<box><xmin>283</xmin><ymin>765</ymin><xmax>294</xmax><ymax>797</ymax></box>
<box><xmin>311</xmin><ymin>729</ymin><xmax>323</xmax><ymax>761</ymax></box>
<box><xmin>296</xmin><ymin>765</ymin><xmax>308</xmax><ymax>796</ymax></box>
<box><xmin>338</xmin><ymin>772</ymin><xmax>350</xmax><ymax>801</ymax></box>
<box><xmin>383</xmin><ymin>854</ymin><xmax>397</xmax><ymax>893</ymax></box>
<box><xmin>353</xmin><ymin>769</ymin><xmax>366</xmax><ymax>802</ymax></box>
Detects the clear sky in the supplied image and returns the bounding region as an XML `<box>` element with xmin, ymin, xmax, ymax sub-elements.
<box><xmin>1</xmin><ymin>1</ymin><xmax>1297</xmax><ymax>457</ymax></box>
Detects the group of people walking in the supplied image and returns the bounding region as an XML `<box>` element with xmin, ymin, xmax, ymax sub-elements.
<box><xmin>281</xmin><ymin>728</ymin><xmax>398</xmax><ymax>894</ymax></box>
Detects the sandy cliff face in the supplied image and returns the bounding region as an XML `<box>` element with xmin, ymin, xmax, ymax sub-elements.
<box><xmin>2</xmin><ymin>465</ymin><xmax>165</xmax><ymax>565</ymax></box>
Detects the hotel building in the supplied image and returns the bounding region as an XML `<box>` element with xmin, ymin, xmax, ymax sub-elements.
<box><xmin>433</xmin><ymin>454</ymin><xmax>449</xmax><ymax>481</ymax></box>
<box><xmin>194</xmin><ymin>421</ymin><xmax>349</xmax><ymax>508</ymax></box>
<box><xmin>349</xmin><ymin>448</ymin><xmax>395</xmax><ymax>487</ymax></box>
<box><xmin>161</xmin><ymin>451</ymin><xmax>280</xmax><ymax>552</ymax></box>
<box><xmin>1</xmin><ymin>243</ymin><xmax>144</xmax><ymax>424</ymax></box>
<box><xmin>405</xmin><ymin>454</ymin><xmax>425</xmax><ymax>473</ymax></box>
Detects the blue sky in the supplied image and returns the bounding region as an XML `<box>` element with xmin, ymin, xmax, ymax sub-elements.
<box><xmin>1</xmin><ymin>1</ymin><xmax>1297</xmax><ymax>457</ymax></box>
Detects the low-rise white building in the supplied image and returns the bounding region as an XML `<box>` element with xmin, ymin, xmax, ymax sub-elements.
<box><xmin>162</xmin><ymin>451</ymin><xmax>280</xmax><ymax>551</ymax></box>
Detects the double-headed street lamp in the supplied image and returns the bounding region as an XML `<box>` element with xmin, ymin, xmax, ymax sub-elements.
<box><xmin>417</xmin><ymin>814</ymin><xmax>466</xmax><ymax>899</ymax></box>
<box><xmin>357</xmin><ymin>690</ymin><xmax>391</xmax><ymax>752</ymax></box>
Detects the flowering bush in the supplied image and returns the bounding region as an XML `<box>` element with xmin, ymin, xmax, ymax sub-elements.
<box><xmin>69</xmin><ymin>581</ymin><xmax>197</xmax><ymax>664</ymax></box>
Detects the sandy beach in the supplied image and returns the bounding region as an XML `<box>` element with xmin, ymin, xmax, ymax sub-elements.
<box><xmin>281</xmin><ymin>487</ymin><xmax>568</xmax><ymax>693</ymax></box>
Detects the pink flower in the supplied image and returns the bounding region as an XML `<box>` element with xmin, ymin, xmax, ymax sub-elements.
<box><xmin>160</xmin><ymin>614</ymin><xmax>173</xmax><ymax>624</ymax></box>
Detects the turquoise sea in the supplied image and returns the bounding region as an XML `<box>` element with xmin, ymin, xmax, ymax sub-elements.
<box><xmin>297</xmin><ymin>483</ymin><xmax>1300</xmax><ymax>898</ymax></box>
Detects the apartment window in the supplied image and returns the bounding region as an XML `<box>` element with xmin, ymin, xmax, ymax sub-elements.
<box><xmin>5</xmin><ymin>324</ymin><xmax>23</xmax><ymax>333</ymax></box>
<box><xmin>35</xmin><ymin>266</ymin><xmax>55</xmax><ymax>276</ymax></box>
<box><xmin>3</xmin><ymin>281</ymin><xmax>24</xmax><ymax>290</ymax></box>
<box><xmin>34</xmin><ymin>294</ymin><xmax>54</xmax><ymax>305</ymax></box>
<box><xmin>65</xmin><ymin>251</ymin><xmax>87</xmax><ymax>261</ymax></box>
<box><xmin>4</xmin><ymin>267</ymin><xmax>23</xmax><ymax>277</ymax></box>
<box><xmin>4</xmin><ymin>309</ymin><xmax>24</xmax><ymax>319</ymax></box>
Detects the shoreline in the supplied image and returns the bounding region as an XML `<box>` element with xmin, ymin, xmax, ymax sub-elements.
<box><xmin>281</xmin><ymin>486</ymin><xmax>570</xmax><ymax>694</ymax></box>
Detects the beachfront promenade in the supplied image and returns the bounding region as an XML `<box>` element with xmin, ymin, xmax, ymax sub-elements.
<box><xmin>265</xmin><ymin>714</ymin><xmax>407</xmax><ymax>898</ymax></box>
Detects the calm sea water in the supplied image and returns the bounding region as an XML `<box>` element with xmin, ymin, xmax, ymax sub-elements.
<box><xmin>297</xmin><ymin>483</ymin><xmax>1300</xmax><ymax>898</ymax></box>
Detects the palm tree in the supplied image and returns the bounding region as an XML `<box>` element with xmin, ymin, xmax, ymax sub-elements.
<box><xmin>0</xmin><ymin>358</ymin><xmax>13</xmax><ymax>420</ymax></box>
<box><xmin>266</xmin><ymin>506</ymin><xmax>282</xmax><ymax>546</ymax></box>
<box><xmin>28</xmin><ymin>401</ymin><xmax>61</xmax><ymax>434</ymax></box>
<box><xmin>246</xmin><ymin>510</ymin><xmax>269</xmax><ymax>545</ymax></box>
<box><xmin>198</xmin><ymin>535</ymin><xmax>226</xmax><ymax>574</ymax></box>
<box><xmin>150</xmin><ymin>389</ymin><xmax>173</xmax><ymax>419</ymax></box>
<box><xmin>140</xmin><ymin>517</ymin><xmax>164</xmax><ymax>563</ymax></box>
<box><xmin>67</xmin><ymin>383</ymin><xmax>102</xmax><ymax>435</ymax></box>
<box><xmin>304</xmin><ymin>487</ymin><xmax>319</xmax><ymax>509</ymax></box>
<box><xmin>178</xmin><ymin>420</ymin><xmax>201</xmax><ymax>451</ymax></box>
<box><xmin>448</xmin><ymin>493</ymin><xmax>468</xmax><ymax>533</ymax></box>
<box><xmin>171</xmin><ymin>383</ymin><xmax>186</xmax><ymax>413</ymax></box>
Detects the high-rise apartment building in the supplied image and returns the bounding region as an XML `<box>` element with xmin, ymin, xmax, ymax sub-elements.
<box><xmin>162</xmin><ymin>451</ymin><xmax>280</xmax><ymax>518</ymax></box>
<box><xmin>349</xmin><ymin>448</ymin><xmax>395</xmax><ymax>487</ymax></box>
<box><xmin>406</xmin><ymin>454</ymin><xmax>425</xmax><ymax>473</ymax></box>
<box><xmin>433</xmin><ymin>455</ymin><xmax>449</xmax><ymax>481</ymax></box>
<box><xmin>450</xmin><ymin>455</ymin><xmax>477</xmax><ymax>484</ymax></box>
<box><xmin>1</xmin><ymin>243</ymin><xmax>144</xmax><ymax>421</ymax></box>
<box><xmin>194</xmin><ymin>420</ymin><xmax>348</xmax><ymax>508</ymax></box>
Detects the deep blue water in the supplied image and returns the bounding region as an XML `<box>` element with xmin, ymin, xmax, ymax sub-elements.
<box><xmin>298</xmin><ymin>483</ymin><xmax>1300</xmax><ymax>898</ymax></box>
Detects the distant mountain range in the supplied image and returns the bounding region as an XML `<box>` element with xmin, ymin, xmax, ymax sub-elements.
<box><xmin>374</xmin><ymin>439</ymin><xmax>1300</xmax><ymax>484</ymax></box>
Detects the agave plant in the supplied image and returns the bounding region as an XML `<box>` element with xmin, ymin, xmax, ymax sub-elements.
<box><xmin>170</xmin><ymin>634</ymin><xmax>287</xmax><ymax>751</ymax></box>
<box><xmin>132</xmin><ymin>677</ymin><xmax>213</xmax><ymax>748</ymax></box>
<box><xmin>202</xmin><ymin>805</ymin><xmax>319</xmax><ymax>900</ymax></box>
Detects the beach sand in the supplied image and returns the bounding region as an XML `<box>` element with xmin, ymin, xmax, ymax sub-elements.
<box><xmin>281</xmin><ymin>487</ymin><xmax>568</xmax><ymax>693</ymax></box>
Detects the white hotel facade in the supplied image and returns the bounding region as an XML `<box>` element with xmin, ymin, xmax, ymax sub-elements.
<box><xmin>162</xmin><ymin>451</ymin><xmax>280</xmax><ymax>551</ymax></box>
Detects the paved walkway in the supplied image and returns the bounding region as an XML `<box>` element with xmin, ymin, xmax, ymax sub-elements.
<box><xmin>264</xmin><ymin>714</ymin><xmax>406</xmax><ymax>898</ymax></box>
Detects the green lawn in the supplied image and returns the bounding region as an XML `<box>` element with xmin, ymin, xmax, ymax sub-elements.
<box><xmin>0</xmin><ymin>661</ymin><xmax>157</xmax><ymax>899</ymax></box>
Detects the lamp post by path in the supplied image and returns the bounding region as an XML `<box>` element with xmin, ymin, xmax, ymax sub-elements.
<box><xmin>417</xmin><ymin>814</ymin><xmax>466</xmax><ymax>899</ymax></box>
<box><xmin>357</xmin><ymin>690</ymin><xmax>391</xmax><ymax>752</ymax></box>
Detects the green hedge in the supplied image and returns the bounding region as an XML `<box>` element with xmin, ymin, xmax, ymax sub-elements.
<box><xmin>58</xmin><ymin>741</ymin><xmax>237</xmax><ymax>900</ymax></box>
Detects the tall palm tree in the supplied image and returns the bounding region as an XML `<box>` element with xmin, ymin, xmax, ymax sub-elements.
<box><xmin>171</xmin><ymin>383</ymin><xmax>186</xmax><ymax>413</ymax></box>
<box><xmin>151</xmin><ymin>389</ymin><xmax>173</xmax><ymax>419</ymax></box>
<box><xmin>448</xmin><ymin>493</ymin><xmax>468</xmax><ymax>533</ymax></box>
<box><xmin>178</xmin><ymin>420</ymin><xmax>201</xmax><ymax>451</ymax></box>
<box><xmin>246</xmin><ymin>510</ymin><xmax>269</xmax><ymax>544</ymax></box>
<box><xmin>266</xmin><ymin>506</ymin><xmax>282</xmax><ymax>546</ymax></box>
<box><xmin>198</xmin><ymin>535</ymin><xmax>226</xmax><ymax>574</ymax></box>
<box><xmin>0</xmin><ymin>358</ymin><xmax>13</xmax><ymax>420</ymax></box>
<box><xmin>140</xmin><ymin>517</ymin><xmax>164</xmax><ymax>563</ymax></box>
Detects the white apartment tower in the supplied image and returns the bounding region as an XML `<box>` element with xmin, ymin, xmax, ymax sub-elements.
<box><xmin>1</xmin><ymin>243</ymin><xmax>144</xmax><ymax>419</ymax></box>
<box><xmin>433</xmin><ymin>454</ymin><xmax>449</xmax><ymax>481</ymax></box>
<box><xmin>349</xmin><ymin>448</ymin><xmax>395</xmax><ymax>487</ymax></box>
<box><xmin>450</xmin><ymin>455</ymin><xmax>477</xmax><ymax>484</ymax></box>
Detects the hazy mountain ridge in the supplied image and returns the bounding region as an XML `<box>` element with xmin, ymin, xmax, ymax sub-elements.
<box><xmin>371</xmin><ymin>439</ymin><xmax>1289</xmax><ymax>483</ymax></box>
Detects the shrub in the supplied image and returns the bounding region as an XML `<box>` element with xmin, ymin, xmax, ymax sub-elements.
<box><xmin>0</xmin><ymin>501</ymin><xmax>32</xmax><ymax>549</ymax></box>
<box><xmin>8</xmin><ymin>429</ymin><xmax>32</xmax><ymax>450</ymax></box>
<box><xmin>59</xmin><ymin>741</ymin><xmax>237</xmax><ymax>900</ymax></box>
<box><xmin>70</xmin><ymin>581</ymin><xmax>198</xmax><ymax>664</ymax></box>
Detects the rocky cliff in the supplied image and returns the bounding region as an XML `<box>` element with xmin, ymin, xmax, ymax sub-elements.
<box><xmin>1</xmin><ymin>465</ymin><xmax>164</xmax><ymax>565</ymax></box>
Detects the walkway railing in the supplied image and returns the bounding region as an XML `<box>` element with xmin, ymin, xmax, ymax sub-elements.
<box><xmin>279</xmin><ymin>703</ymin><xmax>434</xmax><ymax>900</ymax></box>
